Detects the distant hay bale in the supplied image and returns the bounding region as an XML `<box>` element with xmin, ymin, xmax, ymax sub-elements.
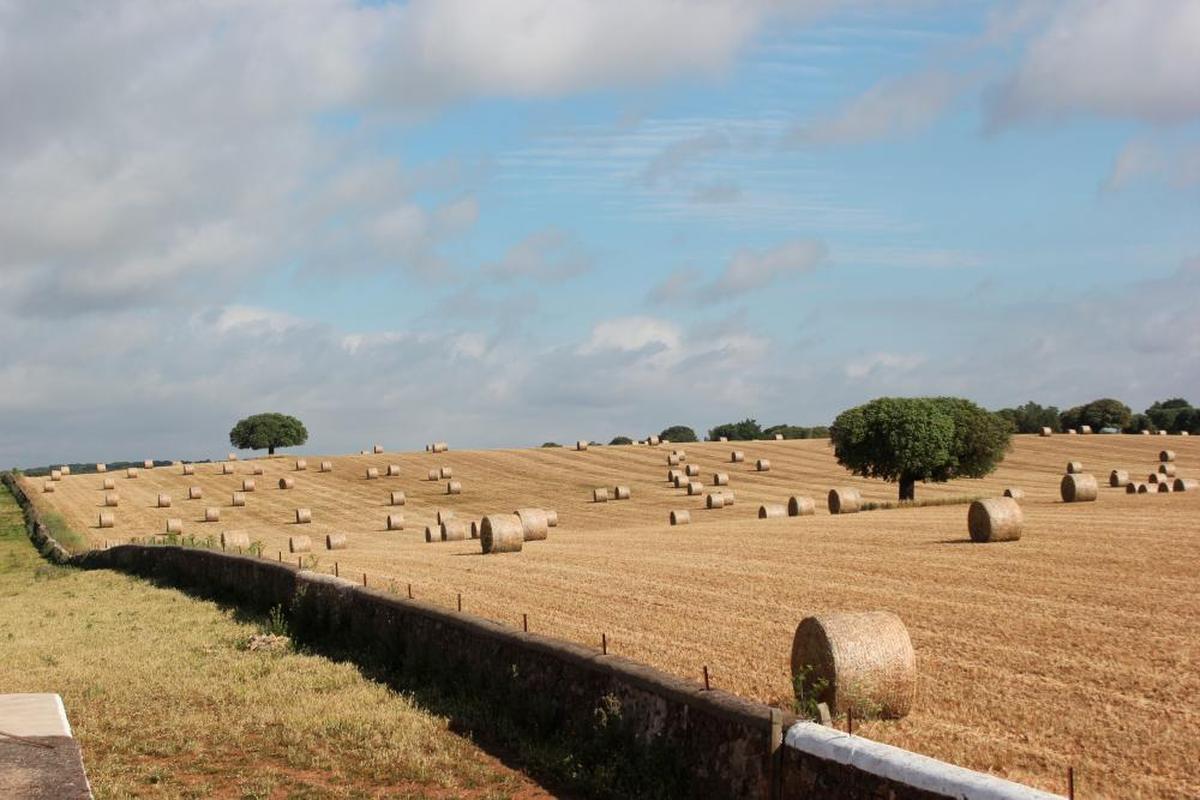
<box><xmin>366</xmin><ymin>467</ymin><xmax>380</xmax><ymax>480</ymax></box>
<box><xmin>1040</xmin><ymin>427</ymin><xmax>1052</xmax><ymax>437</ymax></box>
<box><xmin>1148</xmin><ymin>473</ymin><xmax>1165</xmax><ymax>485</ymax></box>
<box><xmin>685</xmin><ymin>464</ymin><xmax>700</xmax><ymax>477</ymax></box>
<box><xmin>546</xmin><ymin>509</ymin><xmax>559</xmax><ymax>527</ymax></box>
<box><xmin>96</xmin><ymin>463</ymin><xmax>107</xmax><ymax>473</ymax></box>
<box><xmin>59</xmin><ymin>466</ymin><xmax>71</xmax><ymax>476</ymax></box>
<box><xmin>295</xmin><ymin>459</ymin><xmax>307</xmax><ymax>471</ymax></box>
<box><xmin>165</xmin><ymin>518</ymin><xmax>183</xmax><ymax>534</ymax></box>
<box><xmin>756</xmin><ymin>459</ymin><xmax>771</xmax><ymax>472</ymax></box>
<box><xmin>480</xmin><ymin>514</ymin><xmax>523</xmax><ymax>553</ymax></box>
<box><xmin>387</xmin><ymin>513</ymin><xmax>404</xmax><ymax>531</ymax></box>
<box><xmin>295</xmin><ymin>508</ymin><xmax>312</xmax><ymax>524</ymax></box>
<box><xmin>228</xmin><ymin>453</ymin><xmax>238</xmax><ymax>461</ymax></box>
<box><xmin>515</xmin><ymin>508</ymin><xmax>550</xmax><ymax>541</ymax></box>
<box><xmin>1080</xmin><ymin>425</ymin><xmax>1093</xmax><ymax>435</ymax></box>
<box><xmin>320</xmin><ymin>461</ymin><xmax>333</xmax><ymax>472</ymax></box>
<box><xmin>326</xmin><ymin>532</ymin><xmax>347</xmax><ymax>550</ymax></box>
<box><xmin>104</xmin><ymin>492</ymin><xmax>119</xmax><ymax>507</ymax></box>
<box><xmin>758</xmin><ymin>503</ymin><xmax>786</xmax><ymax>519</ymax></box>
<box><xmin>687</xmin><ymin>481</ymin><xmax>704</xmax><ymax>496</ymax></box>
<box><xmin>436</xmin><ymin>509</ymin><xmax>455</xmax><ymax>524</ymax></box>
<box><xmin>1141</xmin><ymin>430</ymin><xmax>1151</xmax><ymax>435</ymax></box>
<box><xmin>670</xmin><ymin>510</ymin><xmax>690</xmax><ymax>526</ymax></box>
<box><xmin>1066</xmin><ymin>429</ymin><xmax>1077</xmax><ymax>435</ymax></box>
<box><xmin>221</xmin><ymin>530</ymin><xmax>248</xmax><ymax>549</ymax></box>
<box><xmin>242</xmin><ymin>479</ymin><xmax>256</xmax><ymax>492</ymax></box>
<box><xmin>50</xmin><ymin>470</ymin><xmax>61</xmax><ymax>481</ymax></box>
<box><xmin>440</xmin><ymin>466</ymin><xmax>453</xmax><ymax>479</ymax></box>
<box><xmin>647</xmin><ymin>435</ymin><xmax>661</xmax><ymax>446</ymax></box>
<box><xmin>718</xmin><ymin>436</ymin><xmax>728</xmax><ymax>442</ymax></box>
<box><xmin>706</xmin><ymin>493</ymin><xmax>725</xmax><ymax>509</ymax></box>
<box><xmin>1066</xmin><ymin>461</ymin><xmax>1083</xmax><ymax>474</ymax></box>
<box><xmin>1137</xmin><ymin>483</ymin><xmax>1150</xmax><ymax>494</ymax></box>
<box><xmin>788</xmin><ymin>496</ymin><xmax>816</xmax><ymax>517</ymax></box>
<box><xmin>673</xmin><ymin>474</ymin><xmax>689</xmax><ymax>488</ymax></box>
<box><xmin>613</xmin><ymin>485</ymin><xmax>631</xmax><ymax>500</ymax></box>
<box><xmin>775</xmin><ymin>433</ymin><xmax>784</xmax><ymax>441</ymax></box>
<box><xmin>1125</xmin><ymin>482</ymin><xmax>1139</xmax><ymax>495</ymax></box>
<box><xmin>252</xmin><ymin>465</ymin><xmax>264</xmax><ymax>475</ymax></box>
<box><xmin>373</xmin><ymin>444</ymin><xmax>384</xmax><ymax>454</ymax></box>
<box><xmin>143</xmin><ymin>460</ymin><xmax>154</xmax><ymax>469</ymax></box>
<box><xmin>126</xmin><ymin>468</ymin><xmax>139</xmax><ymax>479</ymax></box>
<box><xmin>967</xmin><ymin>497</ymin><xmax>1023</xmax><ymax>543</ymax></box>
<box><xmin>102</xmin><ymin>478</ymin><xmax>115</xmax><ymax>490</ymax></box>
<box><xmin>387</xmin><ymin>464</ymin><xmax>401</xmax><ymax>477</ymax></box>
<box><xmin>204</xmin><ymin>507</ymin><xmax>220</xmax><ymax>523</ymax></box>
<box><xmin>667</xmin><ymin>469</ymin><xmax>683</xmax><ymax>483</ymax></box>
<box><xmin>97</xmin><ymin>511</ymin><xmax>114</xmax><ymax>528</ymax></box>
<box><xmin>730</xmin><ymin>451</ymin><xmax>744</xmax><ymax>463</ymax></box>
<box><xmin>828</xmin><ymin>487</ymin><xmax>862</xmax><ymax>515</ymax></box>
<box><xmin>1109</xmin><ymin>470</ymin><xmax>1130</xmax><ymax>488</ymax></box>
<box><xmin>446</xmin><ymin>480</ymin><xmax>462</xmax><ymax>495</ymax></box>
<box><xmin>42</xmin><ymin>482</ymin><xmax>55</xmax><ymax>493</ymax></box>
<box><xmin>1003</xmin><ymin>488</ymin><xmax>1025</xmax><ymax>500</ymax></box>
<box><xmin>712</xmin><ymin>472</ymin><xmax>729</xmax><ymax>486</ymax></box>
<box><xmin>182</xmin><ymin>464</ymin><xmax>195</xmax><ymax>476</ymax></box>
<box><xmin>790</xmin><ymin>611</ymin><xmax>916</xmax><ymax>719</ymax></box>
<box><xmin>431</xmin><ymin>441</ymin><xmax>448</xmax><ymax>453</ymax></box>
<box><xmin>1157</xmin><ymin>481</ymin><xmax>1173</xmax><ymax>493</ymax></box>
<box><xmin>1158</xmin><ymin>463</ymin><xmax>1177</xmax><ymax>477</ymax></box>
<box><xmin>221</xmin><ymin>463</ymin><xmax>234</xmax><ymax>475</ymax></box>
<box><xmin>441</xmin><ymin>521</ymin><xmax>467</xmax><ymax>542</ymax></box>
<box><xmin>674</xmin><ymin>450</ymin><xmax>687</xmax><ymax>461</ymax></box>
<box><xmin>426</xmin><ymin>469</ymin><xmax>438</xmax><ymax>481</ymax></box>
<box><xmin>390</xmin><ymin>491</ymin><xmax>406</xmax><ymax>506</ymax></box>
<box><xmin>188</xmin><ymin>486</ymin><xmax>203</xmax><ymax>499</ymax></box>
<box><xmin>278</xmin><ymin>477</ymin><xmax>295</xmax><ymax>490</ymax></box>
<box><xmin>667</xmin><ymin>454</ymin><xmax>681</xmax><ymax>466</ymax></box>
<box><xmin>424</xmin><ymin>525</ymin><xmax>437</xmax><ymax>543</ymax></box>
<box><xmin>1158</xmin><ymin>430</ymin><xmax>1168</xmax><ymax>436</ymax></box>
<box><xmin>289</xmin><ymin>535</ymin><xmax>311</xmax><ymax>553</ymax></box>
<box><xmin>1182</xmin><ymin>431</ymin><xmax>1192</xmax><ymax>437</ymax></box>
<box><xmin>593</xmin><ymin>487</ymin><xmax>609</xmax><ymax>502</ymax></box>
<box><xmin>1173</xmin><ymin>478</ymin><xmax>1198</xmax><ymax>492</ymax></box>
<box><xmin>470</xmin><ymin>520</ymin><xmax>480</xmax><ymax>539</ymax></box>
<box><xmin>721</xmin><ymin>489</ymin><xmax>736</xmax><ymax>506</ymax></box>
<box><xmin>231</xmin><ymin>492</ymin><xmax>246</xmax><ymax>507</ymax></box>
<box><xmin>157</xmin><ymin>493</ymin><xmax>172</xmax><ymax>508</ymax></box>
<box><xmin>576</xmin><ymin>440</ymin><xmax>589</xmax><ymax>451</ymax></box>
<box><xmin>1060</xmin><ymin>473</ymin><xmax>1098</xmax><ymax>503</ymax></box>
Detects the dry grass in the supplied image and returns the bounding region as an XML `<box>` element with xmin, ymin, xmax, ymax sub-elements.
<box><xmin>22</xmin><ymin>436</ymin><xmax>1200</xmax><ymax>799</ymax></box>
<box><xmin>0</xmin><ymin>490</ymin><xmax>547</xmax><ymax>800</ymax></box>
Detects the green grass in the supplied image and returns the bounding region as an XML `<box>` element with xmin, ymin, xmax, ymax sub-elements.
<box><xmin>0</xmin><ymin>487</ymin><xmax>539</xmax><ymax>799</ymax></box>
<box><xmin>40</xmin><ymin>510</ymin><xmax>89</xmax><ymax>553</ymax></box>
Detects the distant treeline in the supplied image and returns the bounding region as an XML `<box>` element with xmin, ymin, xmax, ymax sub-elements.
<box><xmin>17</xmin><ymin>459</ymin><xmax>212</xmax><ymax>477</ymax></box>
<box><xmin>996</xmin><ymin>397</ymin><xmax>1200</xmax><ymax>435</ymax></box>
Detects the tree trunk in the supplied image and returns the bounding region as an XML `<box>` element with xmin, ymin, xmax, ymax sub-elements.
<box><xmin>899</xmin><ymin>477</ymin><xmax>916</xmax><ymax>502</ymax></box>
<box><xmin>268</xmin><ymin>445</ymin><xmax>275</xmax><ymax>456</ymax></box>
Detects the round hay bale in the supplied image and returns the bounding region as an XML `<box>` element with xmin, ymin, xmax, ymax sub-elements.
<box><xmin>386</xmin><ymin>513</ymin><xmax>404</xmax><ymax>531</ymax></box>
<box><xmin>1158</xmin><ymin>430</ymin><xmax>1168</xmax><ymax>436</ymax></box>
<box><xmin>612</xmin><ymin>485</ymin><xmax>631</xmax><ymax>500</ymax></box>
<box><xmin>204</xmin><ymin>507</ymin><xmax>220</xmax><ymax>523</ymax></box>
<box><xmin>1158</xmin><ymin>463</ymin><xmax>1177</xmax><ymax>477</ymax></box>
<box><xmin>593</xmin><ymin>487</ymin><xmax>609</xmax><ymax>503</ymax></box>
<box><xmin>687</xmin><ymin>481</ymin><xmax>704</xmax><ymax>496</ymax></box>
<box><xmin>182</xmin><ymin>464</ymin><xmax>195</xmax><ymax>476</ymax></box>
<box><xmin>96</xmin><ymin>463</ymin><xmax>107</xmax><ymax>473</ymax></box>
<box><xmin>1060</xmin><ymin>473</ymin><xmax>1098</xmax><ymax>503</ymax></box>
<box><xmin>326</xmin><ymin>532</ymin><xmax>347</xmax><ymax>550</ymax></box>
<box><xmin>143</xmin><ymin>460</ymin><xmax>154</xmax><ymax>469</ymax></box>
<box><xmin>470</xmin><ymin>520</ymin><xmax>480</xmax><ymax>539</ymax></box>
<box><xmin>667</xmin><ymin>454</ymin><xmax>680</xmax><ymax>466</ymax></box>
<box><xmin>1040</xmin><ymin>427</ymin><xmax>1052</xmax><ymax>437</ymax></box>
<box><xmin>442</xmin><ymin>521</ymin><xmax>467</xmax><ymax>541</ymax></box>
<box><xmin>42</xmin><ymin>482</ymin><xmax>55</xmax><ymax>493</ymax></box>
<box><xmin>756</xmin><ymin>459</ymin><xmax>771</xmax><ymax>472</ymax></box>
<box><xmin>252</xmin><ymin>465</ymin><xmax>264</xmax><ymax>475</ymax></box>
<box><xmin>231</xmin><ymin>492</ymin><xmax>246</xmax><ymax>507</ymax></box>
<box><xmin>220</xmin><ymin>530</ymin><xmax>249</xmax><ymax>549</ymax></box>
<box><xmin>1137</xmin><ymin>483</ymin><xmax>1150</xmax><ymax>494</ymax></box>
<box><xmin>685</xmin><ymin>464</ymin><xmax>700</xmax><ymax>477</ymax></box>
<box><xmin>788</xmin><ymin>496</ymin><xmax>816</xmax><ymax>517</ymax></box>
<box><xmin>1173</xmin><ymin>478</ymin><xmax>1198</xmax><ymax>492</ymax></box>
<box><xmin>242</xmin><ymin>479</ymin><xmax>256</xmax><ymax>492</ymax></box>
<box><xmin>790</xmin><ymin>611</ymin><xmax>916</xmax><ymax>719</ymax></box>
<box><xmin>446</xmin><ymin>480</ymin><xmax>462</xmax><ymax>495</ymax></box>
<box><xmin>547</xmin><ymin>509</ymin><xmax>559</xmax><ymax>527</ymax></box>
<box><xmin>967</xmin><ymin>497</ymin><xmax>1023</xmax><ymax>543</ymax></box>
<box><xmin>436</xmin><ymin>509</ymin><xmax>455</xmax><ymax>524</ymax></box>
<box><xmin>49</xmin><ymin>469</ymin><xmax>62</xmax><ymax>482</ymax></box>
<box><xmin>165</xmin><ymin>518</ymin><xmax>183</xmax><ymax>534</ymax></box>
<box><xmin>758</xmin><ymin>503</ymin><xmax>786</xmax><ymax>519</ymax></box>
<box><xmin>647</xmin><ymin>435</ymin><xmax>661</xmax><ymax>446</ymax></box>
<box><xmin>390</xmin><ymin>491</ymin><xmax>406</xmax><ymax>506</ymax></box>
<box><xmin>1148</xmin><ymin>472</ymin><xmax>1164</xmax><ymax>485</ymax></box>
<box><xmin>673</xmin><ymin>474</ymin><xmax>688</xmax><ymax>488</ymax></box>
<box><xmin>670</xmin><ymin>510</ymin><xmax>690</xmax><ymax>526</ymax></box>
<box><xmin>1109</xmin><ymin>470</ymin><xmax>1130</xmax><ymax>488</ymax></box>
<box><xmin>221</xmin><ymin>463</ymin><xmax>234</xmax><ymax>474</ymax></box>
<box><xmin>1003</xmin><ymin>487</ymin><xmax>1025</xmax><ymax>500</ymax></box>
<box><xmin>97</xmin><ymin>511</ymin><xmax>114</xmax><ymax>528</ymax></box>
<box><xmin>718</xmin><ymin>436</ymin><xmax>729</xmax><ymax>442</ymax></box>
<box><xmin>1125</xmin><ymin>482</ymin><xmax>1139</xmax><ymax>494</ymax></box>
<box><xmin>828</xmin><ymin>487</ymin><xmax>862</xmax><ymax>515</ymax></box>
<box><xmin>387</xmin><ymin>464</ymin><xmax>401</xmax><ymax>477</ymax></box>
<box><xmin>102</xmin><ymin>478</ymin><xmax>115</xmax><ymax>490</ymax></box>
<box><xmin>1066</xmin><ymin>429</ymin><xmax>1077</xmax><ymax>435</ymax></box>
<box><xmin>713</xmin><ymin>472</ymin><xmax>730</xmax><ymax>486</ymax></box>
<box><xmin>59</xmin><ymin>466</ymin><xmax>71</xmax><ymax>476</ymax></box>
<box><xmin>426</xmin><ymin>469</ymin><xmax>438</xmax><ymax>481</ymax></box>
<box><xmin>373</xmin><ymin>444</ymin><xmax>384</xmax><ymax>454</ymax></box>
<box><xmin>514</xmin><ymin>508</ymin><xmax>550</xmax><ymax>541</ymax></box>
<box><xmin>289</xmin><ymin>535</ymin><xmax>311</xmax><ymax>553</ymax></box>
<box><xmin>667</xmin><ymin>468</ymin><xmax>683</xmax><ymax>483</ymax></box>
<box><xmin>295</xmin><ymin>508</ymin><xmax>312</xmax><ymax>524</ymax></box>
<box><xmin>432</xmin><ymin>441</ymin><xmax>448</xmax><ymax>453</ymax></box>
<box><xmin>721</xmin><ymin>489</ymin><xmax>736</xmax><ymax>506</ymax></box>
<box><xmin>730</xmin><ymin>451</ymin><xmax>745</xmax><ymax>463</ymax></box>
<box><xmin>228</xmin><ymin>453</ymin><xmax>239</xmax><ymax>461</ymax></box>
<box><xmin>1065</xmin><ymin>461</ymin><xmax>1083</xmax><ymax>474</ymax></box>
<box><xmin>440</xmin><ymin>466</ymin><xmax>453</xmax><ymax>479</ymax></box>
<box><xmin>157</xmin><ymin>493</ymin><xmax>172</xmax><ymax>508</ymax></box>
<box><xmin>366</xmin><ymin>467</ymin><xmax>380</xmax><ymax>480</ymax></box>
<box><xmin>1157</xmin><ymin>482</ymin><xmax>1173</xmax><ymax>494</ymax></box>
<box><xmin>126</xmin><ymin>468</ymin><xmax>139</xmax><ymax>479</ymax></box>
<box><xmin>1141</xmin><ymin>430</ymin><xmax>1151</xmax><ymax>435</ymax></box>
<box><xmin>576</xmin><ymin>440</ymin><xmax>588</xmax><ymax>451</ymax></box>
<box><xmin>706</xmin><ymin>493</ymin><xmax>725</xmax><ymax>509</ymax></box>
<box><xmin>278</xmin><ymin>477</ymin><xmax>295</xmax><ymax>490</ymax></box>
<box><xmin>1080</xmin><ymin>425</ymin><xmax>1093</xmax><ymax>435</ymax></box>
<box><xmin>295</xmin><ymin>459</ymin><xmax>307</xmax><ymax>471</ymax></box>
<box><xmin>320</xmin><ymin>461</ymin><xmax>333</xmax><ymax>472</ymax></box>
<box><xmin>424</xmin><ymin>525</ymin><xmax>437</xmax><ymax>542</ymax></box>
<box><xmin>480</xmin><ymin>514</ymin><xmax>523</xmax><ymax>554</ymax></box>
<box><xmin>104</xmin><ymin>492</ymin><xmax>119</xmax><ymax>507</ymax></box>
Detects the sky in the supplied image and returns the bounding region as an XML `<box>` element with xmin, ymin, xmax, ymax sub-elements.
<box><xmin>1</xmin><ymin>0</ymin><xmax>1198</xmax><ymax>466</ymax></box>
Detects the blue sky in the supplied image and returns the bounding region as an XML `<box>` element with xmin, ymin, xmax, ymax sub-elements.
<box><xmin>1</xmin><ymin>0</ymin><xmax>1198</xmax><ymax>465</ymax></box>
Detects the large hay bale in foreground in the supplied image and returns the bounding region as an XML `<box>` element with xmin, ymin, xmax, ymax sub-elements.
<box><xmin>165</xmin><ymin>518</ymin><xmax>183</xmax><ymax>534</ymax></box>
<box><xmin>730</xmin><ymin>451</ymin><xmax>744</xmax><ymax>463</ymax></box>
<box><xmin>706</xmin><ymin>493</ymin><xmax>725</xmax><ymax>509</ymax></box>
<box><xmin>480</xmin><ymin>514</ymin><xmax>523</xmax><ymax>554</ymax></box>
<box><xmin>97</xmin><ymin>512</ymin><xmax>114</xmax><ymax>528</ymax></box>
<box><xmin>387</xmin><ymin>513</ymin><xmax>404</xmax><ymax>531</ymax></box>
<box><xmin>102</xmin><ymin>478</ymin><xmax>115</xmax><ymax>490</ymax></box>
<box><xmin>756</xmin><ymin>459</ymin><xmax>771</xmax><ymax>472</ymax></box>
<box><xmin>670</xmin><ymin>510</ymin><xmax>690</xmax><ymax>526</ymax></box>
<box><xmin>295</xmin><ymin>508</ymin><xmax>312</xmax><ymax>524</ymax></box>
<box><xmin>713</xmin><ymin>472</ymin><xmax>729</xmax><ymax>486</ymax></box>
<box><xmin>1160</xmin><ymin>449</ymin><xmax>1176</xmax><ymax>463</ymax></box>
<box><xmin>1061</xmin><ymin>474</ymin><xmax>1098</xmax><ymax>503</ymax></box>
<box><xmin>613</xmin><ymin>485</ymin><xmax>631</xmax><ymax>500</ymax></box>
<box><xmin>204</xmin><ymin>507</ymin><xmax>220</xmax><ymax>523</ymax></box>
<box><xmin>242</xmin><ymin>479</ymin><xmax>256</xmax><ymax>492</ymax></box>
<box><xmin>1174</xmin><ymin>478</ymin><xmax>1198</xmax><ymax>492</ymax></box>
<box><xmin>157</xmin><ymin>493</ymin><xmax>172</xmax><ymax>508</ymax></box>
<box><xmin>828</xmin><ymin>487</ymin><xmax>862</xmax><ymax>515</ymax></box>
<box><xmin>441</xmin><ymin>521</ymin><xmax>467</xmax><ymax>542</ymax></box>
<box><xmin>788</xmin><ymin>496</ymin><xmax>815</xmax><ymax>517</ymax></box>
<box><xmin>289</xmin><ymin>535</ymin><xmax>311</xmax><ymax>553</ymax></box>
<box><xmin>1065</xmin><ymin>461</ymin><xmax>1083</xmax><ymax>474</ymax></box>
<box><xmin>326</xmin><ymin>533</ymin><xmax>347</xmax><ymax>550</ymax></box>
<box><xmin>231</xmin><ymin>492</ymin><xmax>246</xmax><ymax>507</ymax></box>
<box><xmin>319</xmin><ymin>461</ymin><xmax>333</xmax><ymax>472</ymax></box>
<box><xmin>967</xmin><ymin>497</ymin><xmax>1023</xmax><ymax>543</ymax></box>
<box><xmin>1109</xmin><ymin>470</ymin><xmax>1130</xmax><ymax>488</ymax></box>
<box><xmin>104</xmin><ymin>492</ymin><xmax>119</xmax><ymax>507</ymax></box>
<box><xmin>1158</xmin><ymin>463</ymin><xmax>1177</xmax><ymax>477</ymax></box>
<box><xmin>221</xmin><ymin>530</ymin><xmax>249</xmax><ymax>549</ymax></box>
<box><xmin>278</xmin><ymin>477</ymin><xmax>295</xmax><ymax>490</ymax></box>
<box><xmin>446</xmin><ymin>480</ymin><xmax>462</xmax><ymax>495</ymax></box>
<box><xmin>758</xmin><ymin>503</ymin><xmax>786</xmax><ymax>519</ymax></box>
<box><xmin>790</xmin><ymin>611</ymin><xmax>916</xmax><ymax>719</ymax></box>
<box><xmin>593</xmin><ymin>487</ymin><xmax>609</xmax><ymax>503</ymax></box>
<box><xmin>514</xmin><ymin>508</ymin><xmax>550</xmax><ymax>541</ymax></box>
<box><xmin>390</xmin><ymin>491</ymin><xmax>406</xmax><ymax>506</ymax></box>
<box><xmin>1003</xmin><ymin>488</ymin><xmax>1024</xmax><ymax>500</ymax></box>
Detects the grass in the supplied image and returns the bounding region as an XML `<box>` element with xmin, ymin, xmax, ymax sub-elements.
<box><xmin>0</xmin><ymin>488</ymin><xmax>543</xmax><ymax>799</ymax></box>
<box><xmin>858</xmin><ymin>494</ymin><xmax>984</xmax><ymax>512</ymax></box>
<box><xmin>40</xmin><ymin>510</ymin><xmax>89</xmax><ymax>553</ymax></box>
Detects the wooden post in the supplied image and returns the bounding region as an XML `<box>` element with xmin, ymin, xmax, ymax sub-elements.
<box><xmin>602</xmin><ymin>633</ymin><xmax>607</xmax><ymax>655</ymax></box>
<box><xmin>769</xmin><ymin>707</ymin><xmax>783</xmax><ymax>800</ymax></box>
<box><xmin>1068</xmin><ymin>767</ymin><xmax>1075</xmax><ymax>800</ymax></box>
<box><xmin>334</xmin><ymin>562</ymin><xmax>339</xmax><ymax>577</ymax></box>
<box><xmin>407</xmin><ymin>583</ymin><xmax>412</xmax><ymax>599</ymax></box>
<box><xmin>523</xmin><ymin>613</ymin><xmax>528</xmax><ymax>632</ymax></box>
<box><xmin>703</xmin><ymin>665</ymin><xmax>710</xmax><ymax>690</ymax></box>
<box><xmin>362</xmin><ymin>572</ymin><xmax>367</xmax><ymax>587</ymax></box>
<box><xmin>457</xmin><ymin>593</ymin><xmax>462</xmax><ymax>612</ymax></box>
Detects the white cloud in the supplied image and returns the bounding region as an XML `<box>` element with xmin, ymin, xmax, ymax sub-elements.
<box><xmin>483</xmin><ymin>228</ymin><xmax>593</xmax><ymax>283</ymax></box>
<box><xmin>1103</xmin><ymin>138</ymin><xmax>1200</xmax><ymax>192</ymax></box>
<box><xmin>799</xmin><ymin>70</ymin><xmax>969</xmax><ymax>144</ymax></box>
<box><xmin>844</xmin><ymin>351</ymin><xmax>927</xmax><ymax>380</ymax></box>
<box><xmin>714</xmin><ymin>239</ymin><xmax>828</xmax><ymax>293</ymax></box>
<box><xmin>578</xmin><ymin>317</ymin><xmax>683</xmax><ymax>361</ymax></box>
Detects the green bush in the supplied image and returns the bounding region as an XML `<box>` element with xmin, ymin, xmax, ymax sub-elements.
<box><xmin>658</xmin><ymin>425</ymin><xmax>697</xmax><ymax>443</ymax></box>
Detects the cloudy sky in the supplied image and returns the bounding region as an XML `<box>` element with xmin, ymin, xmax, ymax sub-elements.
<box><xmin>2</xmin><ymin>0</ymin><xmax>1198</xmax><ymax>466</ymax></box>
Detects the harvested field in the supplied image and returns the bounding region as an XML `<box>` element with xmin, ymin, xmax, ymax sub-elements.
<box><xmin>23</xmin><ymin>435</ymin><xmax>1200</xmax><ymax>799</ymax></box>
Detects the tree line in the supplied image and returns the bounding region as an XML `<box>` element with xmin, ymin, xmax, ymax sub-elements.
<box><xmin>995</xmin><ymin>397</ymin><xmax>1200</xmax><ymax>435</ymax></box>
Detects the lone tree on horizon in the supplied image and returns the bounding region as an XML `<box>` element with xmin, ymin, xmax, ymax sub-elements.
<box><xmin>229</xmin><ymin>412</ymin><xmax>308</xmax><ymax>456</ymax></box>
<box><xmin>830</xmin><ymin>397</ymin><xmax>1011</xmax><ymax>501</ymax></box>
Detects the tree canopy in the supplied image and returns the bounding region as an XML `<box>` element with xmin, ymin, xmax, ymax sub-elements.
<box><xmin>707</xmin><ymin>418</ymin><xmax>762</xmax><ymax>441</ymax></box>
<box><xmin>228</xmin><ymin>413</ymin><xmax>308</xmax><ymax>456</ymax></box>
<box><xmin>609</xmin><ymin>436</ymin><xmax>633</xmax><ymax>445</ymax></box>
<box><xmin>1059</xmin><ymin>398</ymin><xmax>1132</xmax><ymax>432</ymax></box>
<box><xmin>659</xmin><ymin>425</ymin><xmax>698</xmax><ymax>443</ymax></box>
<box><xmin>996</xmin><ymin>401</ymin><xmax>1061</xmax><ymax>434</ymax></box>
<box><xmin>830</xmin><ymin>397</ymin><xmax>1011</xmax><ymax>500</ymax></box>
